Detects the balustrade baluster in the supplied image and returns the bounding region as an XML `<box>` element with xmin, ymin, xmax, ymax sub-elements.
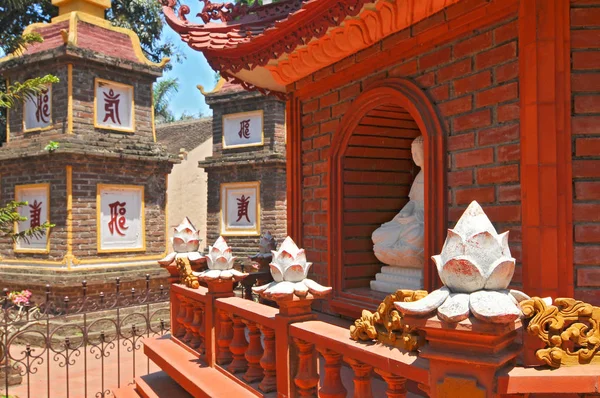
<box><xmin>216</xmin><ymin>309</ymin><xmax>233</xmax><ymax>365</ymax></box>
<box><xmin>293</xmin><ymin>338</ymin><xmax>319</xmax><ymax>397</ymax></box>
<box><xmin>175</xmin><ymin>295</ymin><xmax>187</xmax><ymax>339</ymax></box>
<box><xmin>375</xmin><ymin>369</ymin><xmax>407</xmax><ymax>398</ymax></box>
<box><xmin>227</xmin><ymin>314</ymin><xmax>249</xmax><ymax>374</ymax></box>
<box><xmin>257</xmin><ymin>325</ymin><xmax>276</xmax><ymax>393</ymax></box>
<box><xmin>317</xmin><ymin>348</ymin><xmax>347</xmax><ymax>398</ymax></box>
<box><xmin>197</xmin><ymin>305</ymin><xmax>206</xmax><ymax>355</ymax></box>
<box><xmin>182</xmin><ymin>299</ymin><xmax>195</xmax><ymax>344</ymax></box>
<box><xmin>242</xmin><ymin>320</ymin><xmax>264</xmax><ymax>382</ymax></box>
<box><xmin>345</xmin><ymin>358</ymin><xmax>373</xmax><ymax>398</ymax></box>
<box><xmin>189</xmin><ymin>304</ymin><xmax>203</xmax><ymax>350</ymax></box>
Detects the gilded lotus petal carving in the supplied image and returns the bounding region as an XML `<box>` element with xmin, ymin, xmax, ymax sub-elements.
<box><xmin>395</xmin><ymin>201</ymin><xmax>528</xmax><ymax>324</ymax></box>
<box><xmin>253</xmin><ymin>236</ymin><xmax>331</xmax><ymax>300</ymax></box>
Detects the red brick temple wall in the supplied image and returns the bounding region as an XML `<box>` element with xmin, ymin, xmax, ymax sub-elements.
<box><xmin>571</xmin><ymin>0</ymin><xmax>600</xmax><ymax>303</ymax></box>
<box><xmin>295</xmin><ymin>10</ymin><xmax>522</xmax><ymax>292</ymax></box>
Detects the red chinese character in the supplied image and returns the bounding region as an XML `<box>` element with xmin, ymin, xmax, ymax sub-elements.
<box><xmin>29</xmin><ymin>200</ymin><xmax>42</xmax><ymax>228</ymax></box>
<box><xmin>35</xmin><ymin>88</ymin><xmax>50</xmax><ymax>124</ymax></box>
<box><xmin>236</xmin><ymin>195</ymin><xmax>251</xmax><ymax>223</ymax></box>
<box><xmin>103</xmin><ymin>89</ymin><xmax>122</xmax><ymax>125</ymax></box>
<box><xmin>238</xmin><ymin>119</ymin><xmax>250</xmax><ymax>139</ymax></box>
<box><xmin>108</xmin><ymin>201</ymin><xmax>128</xmax><ymax>236</ymax></box>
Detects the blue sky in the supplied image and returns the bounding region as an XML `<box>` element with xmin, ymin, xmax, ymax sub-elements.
<box><xmin>160</xmin><ymin>2</ymin><xmax>218</xmax><ymax>119</ymax></box>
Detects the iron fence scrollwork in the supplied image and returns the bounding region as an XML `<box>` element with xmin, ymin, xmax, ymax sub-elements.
<box><xmin>0</xmin><ymin>275</ymin><xmax>170</xmax><ymax>398</ymax></box>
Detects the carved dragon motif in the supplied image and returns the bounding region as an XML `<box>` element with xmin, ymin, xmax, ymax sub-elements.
<box><xmin>521</xmin><ymin>297</ymin><xmax>600</xmax><ymax>368</ymax></box>
<box><xmin>350</xmin><ymin>289</ymin><xmax>428</xmax><ymax>351</ymax></box>
<box><xmin>176</xmin><ymin>257</ymin><xmax>200</xmax><ymax>289</ymax></box>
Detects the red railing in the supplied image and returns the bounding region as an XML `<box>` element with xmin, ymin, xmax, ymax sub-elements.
<box><xmin>132</xmin><ymin>282</ymin><xmax>600</xmax><ymax>398</ymax></box>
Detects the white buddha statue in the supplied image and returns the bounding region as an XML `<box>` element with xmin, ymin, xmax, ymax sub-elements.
<box><xmin>370</xmin><ymin>135</ymin><xmax>425</xmax><ymax>292</ymax></box>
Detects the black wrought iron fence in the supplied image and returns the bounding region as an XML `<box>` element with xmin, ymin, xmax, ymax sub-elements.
<box><xmin>0</xmin><ymin>276</ymin><xmax>170</xmax><ymax>398</ymax></box>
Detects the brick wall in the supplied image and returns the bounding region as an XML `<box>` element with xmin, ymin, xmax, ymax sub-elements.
<box><xmin>207</xmin><ymin>90</ymin><xmax>287</xmax><ymax>158</ymax></box>
<box><xmin>204</xmin><ymin>89</ymin><xmax>287</xmax><ymax>261</ymax></box>
<box><xmin>296</xmin><ymin>12</ymin><xmax>521</xmax><ymax>288</ymax></box>
<box><xmin>571</xmin><ymin>1</ymin><xmax>600</xmax><ymax>303</ymax></box>
<box><xmin>0</xmin><ymin>154</ymin><xmax>171</xmax><ymax>261</ymax></box>
<box><xmin>7</xmin><ymin>60</ymin><xmax>155</xmax><ymax>144</ymax></box>
<box><xmin>205</xmin><ymin>164</ymin><xmax>287</xmax><ymax>260</ymax></box>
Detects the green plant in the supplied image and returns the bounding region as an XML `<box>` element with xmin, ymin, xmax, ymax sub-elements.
<box><xmin>0</xmin><ymin>200</ymin><xmax>54</xmax><ymax>243</ymax></box>
<box><xmin>153</xmin><ymin>77</ymin><xmax>179</xmax><ymax>123</ymax></box>
<box><xmin>44</xmin><ymin>140</ymin><xmax>59</xmax><ymax>152</ymax></box>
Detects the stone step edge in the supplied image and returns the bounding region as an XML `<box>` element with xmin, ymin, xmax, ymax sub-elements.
<box><xmin>144</xmin><ymin>335</ymin><xmax>256</xmax><ymax>398</ymax></box>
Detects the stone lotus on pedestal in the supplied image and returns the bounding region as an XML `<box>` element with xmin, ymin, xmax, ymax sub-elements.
<box><xmin>252</xmin><ymin>236</ymin><xmax>331</xmax><ymax>300</ymax></box>
<box><xmin>394</xmin><ymin>201</ymin><xmax>530</xmax><ymax>324</ymax></box>
<box><xmin>193</xmin><ymin>236</ymin><xmax>247</xmax><ymax>282</ymax></box>
<box><xmin>158</xmin><ymin>217</ymin><xmax>204</xmax><ymax>266</ymax></box>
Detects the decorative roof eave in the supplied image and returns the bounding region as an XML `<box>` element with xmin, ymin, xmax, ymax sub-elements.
<box><xmin>268</xmin><ymin>0</ymin><xmax>468</xmax><ymax>86</ymax></box>
<box><xmin>163</xmin><ymin>0</ymin><xmax>462</xmax><ymax>93</ymax></box>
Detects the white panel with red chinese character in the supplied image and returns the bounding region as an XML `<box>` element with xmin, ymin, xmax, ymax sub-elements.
<box><xmin>98</xmin><ymin>185</ymin><xmax>144</xmax><ymax>251</ymax></box>
<box><xmin>220</xmin><ymin>182</ymin><xmax>260</xmax><ymax>235</ymax></box>
<box><xmin>23</xmin><ymin>84</ymin><xmax>52</xmax><ymax>131</ymax></box>
<box><xmin>95</xmin><ymin>80</ymin><xmax>134</xmax><ymax>131</ymax></box>
<box><xmin>15</xmin><ymin>184</ymin><xmax>49</xmax><ymax>252</ymax></box>
<box><xmin>222</xmin><ymin>111</ymin><xmax>263</xmax><ymax>148</ymax></box>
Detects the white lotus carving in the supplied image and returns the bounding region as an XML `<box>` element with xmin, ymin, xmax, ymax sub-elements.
<box><xmin>252</xmin><ymin>236</ymin><xmax>332</xmax><ymax>300</ymax></box>
<box><xmin>193</xmin><ymin>236</ymin><xmax>247</xmax><ymax>282</ymax></box>
<box><xmin>394</xmin><ymin>201</ymin><xmax>530</xmax><ymax>324</ymax></box>
<box><xmin>158</xmin><ymin>217</ymin><xmax>204</xmax><ymax>265</ymax></box>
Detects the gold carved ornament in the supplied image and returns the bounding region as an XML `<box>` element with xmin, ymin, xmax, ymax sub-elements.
<box><xmin>175</xmin><ymin>257</ymin><xmax>199</xmax><ymax>289</ymax></box>
<box><xmin>520</xmin><ymin>297</ymin><xmax>600</xmax><ymax>368</ymax></box>
<box><xmin>350</xmin><ymin>289</ymin><xmax>428</xmax><ymax>351</ymax></box>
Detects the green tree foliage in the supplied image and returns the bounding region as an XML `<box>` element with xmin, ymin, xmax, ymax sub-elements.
<box><xmin>153</xmin><ymin>77</ymin><xmax>179</xmax><ymax>123</ymax></box>
<box><xmin>0</xmin><ymin>201</ymin><xmax>53</xmax><ymax>243</ymax></box>
<box><xmin>0</xmin><ymin>0</ymin><xmax>183</xmax><ymax>69</ymax></box>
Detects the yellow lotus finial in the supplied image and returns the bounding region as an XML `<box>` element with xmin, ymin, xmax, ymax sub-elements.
<box><xmin>52</xmin><ymin>0</ymin><xmax>110</xmax><ymax>19</ymax></box>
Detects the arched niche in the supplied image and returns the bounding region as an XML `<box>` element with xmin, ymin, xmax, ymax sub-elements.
<box><xmin>328</xmin><ymin>78</ymin><xmax>447</xmax><ymax>315</ymax></box>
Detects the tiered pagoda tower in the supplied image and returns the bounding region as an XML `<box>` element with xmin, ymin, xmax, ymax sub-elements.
<box><xmin>200</xmin><ymin>80</ymin><xmax>286</xmax><ymax>262</ymax></box>
<box><xmin>0</xmin><ymin>0</ymin><xmax>177</xmax><ymax>296</ymax></box>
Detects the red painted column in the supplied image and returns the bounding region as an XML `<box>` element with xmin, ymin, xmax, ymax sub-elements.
<box><xmin>519</xmin><ymin>0</ymin><xmax>573</xmax><ymax>298</ymax></box>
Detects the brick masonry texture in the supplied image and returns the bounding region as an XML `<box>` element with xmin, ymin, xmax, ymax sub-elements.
<box><xmin>571</xmin><ymin>0</ymin><xmax>600</xmax><ymax>303</ymax></box>
<box><xmin>6</xmin><ymin>59</ymin><xmax>157</xmax><ymax>150</ymax></box>
<box><xmin>295</xmin><ymin>14</ymin><xmax>522</xmax><ymax>288</ymax></box>
<box><xmin>0</xmin><ymin>154</ymin><xmax>171</xmax><ymax>262</ymax></box>
<box><xmin>0</xmin><ymin>51</ymin><xmax>174</xmax><ymax>292</ymax></box>
<box><xmin>203</xmin><ymin>88</ymin><xmax>287</xmax><ymax>262</ymax></box>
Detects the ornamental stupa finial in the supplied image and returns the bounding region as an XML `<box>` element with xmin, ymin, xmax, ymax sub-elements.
<box><xmin>52</xmin><ymin>0</ymin><xmax>110</xmax><ymax>19</ymax></box>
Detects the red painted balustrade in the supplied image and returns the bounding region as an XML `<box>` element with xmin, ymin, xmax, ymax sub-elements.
<box><xmin>115</xmin><ymin>283</ymin><xmax>600</xmax><ymax>398</ymax></box>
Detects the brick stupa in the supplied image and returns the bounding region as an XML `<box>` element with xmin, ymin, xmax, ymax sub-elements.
<box><xmin>0</xmin><ymin>0</ymin><xmax>178</xmax><ymax>297</ymax></box>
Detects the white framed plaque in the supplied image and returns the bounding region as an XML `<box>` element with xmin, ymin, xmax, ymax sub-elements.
<box><xmin>220</xmin><ymin>181</ymin><xmax>260</xmax><ymax>236</ymax></box>
<box><xmin>23</xmin><ymin>84</ymin><xmax>52</xmax><ymax>132</ymax></box>
<box><xmin>97</xmin><ymin>184</ymin><xmax>145</xmax><ymax>253</ymax></box>
<box><xmin>14</xmin><ymin>183</ymin><xmax>50</xmax><ymax>253</ymax></box>
<box><xmin>222</xmin><ymin>110</ymin><xmax>264</xmax><ymax>149</ymax></box>
<box><xmin>94</xmin><ymin>78</ymin><xmax>135</xmax><ymax>132</ymax></box>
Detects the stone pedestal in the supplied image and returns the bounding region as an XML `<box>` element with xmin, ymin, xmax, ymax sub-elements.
<box><xmin>408</xmin><ymin>315</ymin><xmax>521</xmax><ymax>397</ymax></box>
<box><xmin>370</xmin><ymin>266</ymin><xmax>423</xmax><ymax>293</ymax></box>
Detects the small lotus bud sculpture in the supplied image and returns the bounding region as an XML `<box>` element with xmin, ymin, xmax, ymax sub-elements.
<box><xmin>252</xmin><ymin>236</ymin><xmax>332</xmax><ymax>300</ymax></box>
<box><xmin>158</xmin><ymin>217</ymin><xmax>203</xmax><ymax>265</ymax></box>
<box><xmin>394</xmin><ymin>201</ymin><xmax>530</xmax><ymax>324</ymax></box>
<box><xmin>192</xmin><ymin>236</ymin><xmax>247</xmax><ymax>282</ymax></box>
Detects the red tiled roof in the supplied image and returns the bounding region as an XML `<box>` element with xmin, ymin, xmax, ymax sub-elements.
<box><xmin>21</xmin><ymin>20</ymin><xmax>69</xmax><ymax>56</ymax></box>
<box><xmin>162</xmin><ymin>0</ymin><xmax>370</xmax><ymax>73</ymax></box>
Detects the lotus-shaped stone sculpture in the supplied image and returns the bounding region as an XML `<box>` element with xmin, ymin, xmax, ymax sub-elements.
<box><xmin>394</xmin><ymin>201</ymin><xmax>530</xmax><ymax>324</ymax></box>
<box><xmin>193</xmin><ymin>236</ymin><xmax>247</xmax><ymax>282</ymax></box>
<box><xmin>252</xmin><ymin>236</ymin><xmax>332</xmax><ymax>300</ymax></box>
<box><xmin>158</xmin><ymin>217</ymin><xmax>204</xmax><ymax>266</ymax></box>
